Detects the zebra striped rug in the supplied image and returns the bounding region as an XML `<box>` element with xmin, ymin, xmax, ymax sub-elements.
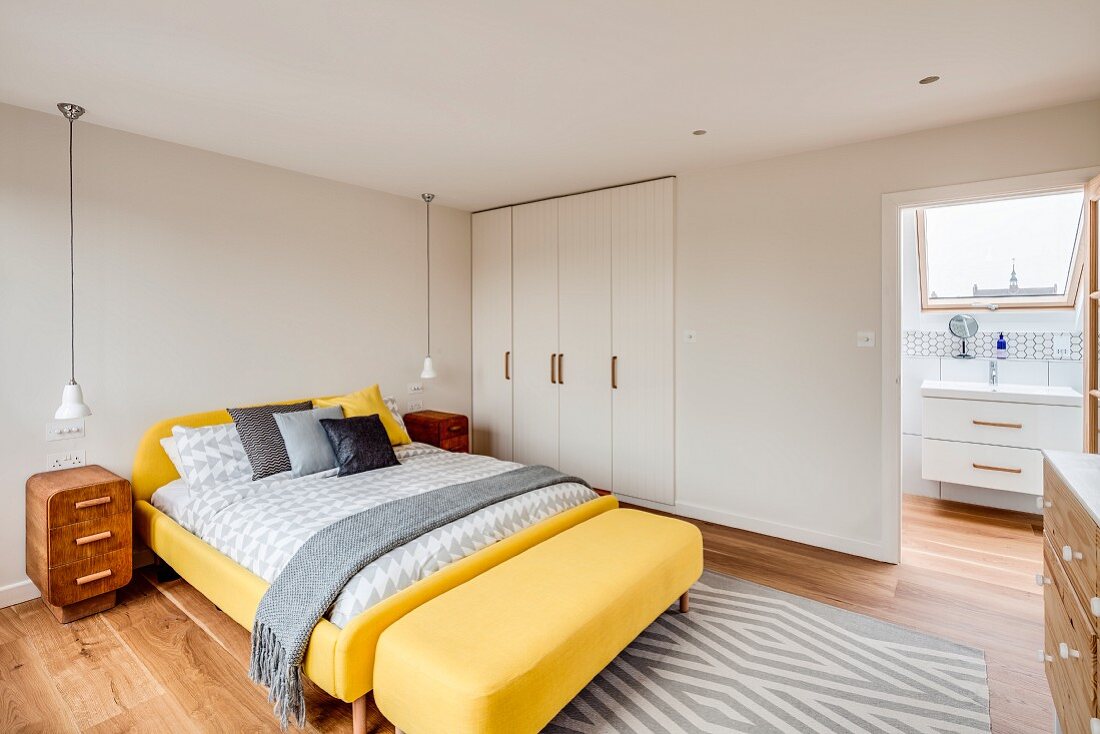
<box><xmin>546</xmin><ymin>571</ymin><xmax>990</xmax><ymax>733</ymax></box>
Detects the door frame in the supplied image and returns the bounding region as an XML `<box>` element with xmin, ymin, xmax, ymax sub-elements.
<box><xmin>880</xmin><ymin>167</ymin><xmax>1100</xmax><ymax>564</ymax></box>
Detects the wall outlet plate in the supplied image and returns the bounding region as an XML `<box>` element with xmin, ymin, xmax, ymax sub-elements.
<box><xmin>407</xmin><ymin>399</ymin><xmax>424</xmax><ymax>412</ymax></box>
<box><xmin>407</xmin><ymin>382</ymin><xmax>424</xmax><ymax>394</ymax></box>
<box><xmin>47</xmin><ymin>418</ymin><xmax>85</xmax><ymax>442</ymax></box>
<box><xmin>47</xmin><ymin>450</ymin><xmax>86</xmax><ymax>471</ymax></box>
<box><xmin>1053</xmin><ymin>334</ymin><xmax>1072</xmax><ymax>359</ymax></box>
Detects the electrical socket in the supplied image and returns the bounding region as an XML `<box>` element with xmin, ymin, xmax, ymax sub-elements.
<box><xmin>47</xmin><ymin>450</ymin><xmax>86</xmax><ymax>471</ymax></box>
<box><xmin>47</xmin><ymin>418</ymin><xmax>85</xmax><ymax>442</ymax></box>
<box><xmin>407</xmin><ymin>399</ymin><xmax>424</xmax><ymax>412</ymax></box>
<box><xmin>407</xmin><ymin>382</ymin><xmax>424</xmax><ymax>394</ymax></box>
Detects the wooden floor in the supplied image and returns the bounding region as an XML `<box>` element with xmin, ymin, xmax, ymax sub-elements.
<box><xmin>0</xmin><ymin>494</ymin><xmax>1048</xmax><ymax>733</ymax></box>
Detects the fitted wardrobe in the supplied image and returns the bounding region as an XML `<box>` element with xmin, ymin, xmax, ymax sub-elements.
<box><xmin>471</xmin><ymin>177</ymin><xmax>675</xmax><ymax>504</ymax></box>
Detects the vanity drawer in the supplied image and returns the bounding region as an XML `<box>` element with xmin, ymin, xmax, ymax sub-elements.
<box><xmin>1044</xmin><ymin>546</ymin><xmax>1097</xmax><ymax>733</ymax></box>
<box><xmin>1045</xmin><ymin>460</ymin><xmax>1098</xmax><ymax>607</ymax></box>
<box><xmin>922</xmin><ymin>438</ymin><xmax>1042</xmax><ymax>494</ymax></box>
<box><xmin>923</xmin><ymin>397</ymin><xmax>1081</xmax><ymax>450</ymax></box>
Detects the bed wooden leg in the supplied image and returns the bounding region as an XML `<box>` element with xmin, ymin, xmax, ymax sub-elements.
<box><xmin>352</xmin><ymin>695</ymin><xmax>367</xmax><ymax>734</ymax></box>
<box><xmin>679</xmin><ymin>591</ymin><xmax>690</xmax><ymax>613</ymax></box>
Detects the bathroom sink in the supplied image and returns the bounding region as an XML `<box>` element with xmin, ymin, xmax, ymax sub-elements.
<box><xmin>920</xmin><ymin>380</ymin><xmax>1082</xmax><ymax>406</ymax></box>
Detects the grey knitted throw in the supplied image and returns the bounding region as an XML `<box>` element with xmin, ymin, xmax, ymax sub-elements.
<box><xmin>248</xmin><ymin>464</ymin><xmax>589</xmax><ymax>728</ymax></box>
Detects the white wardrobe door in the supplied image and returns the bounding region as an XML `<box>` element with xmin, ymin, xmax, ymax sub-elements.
<box><xmin>512</xmin><ymin>199</ymin><xmax>560</xmax><ymax>468</ymax></box>
<box><xmin>471</xmin><ymin>208</ymin><xmax>513</xmax><ymax>460</ymax></box>
<box><xmin>611</xmin><ymin>178</ymin><xmax>675</xmax><ymax>503</ymax></box>
<box><xmin>557</xmin><ymin>190</ymin><xmax>612</xmax><ymax>489</ymax></box>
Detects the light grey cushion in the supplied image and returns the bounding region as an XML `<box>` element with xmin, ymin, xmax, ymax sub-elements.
<box><xmin>274</xmin><ymin>406</ymin><xmax>344</xmax><ymax>477</ymax></box>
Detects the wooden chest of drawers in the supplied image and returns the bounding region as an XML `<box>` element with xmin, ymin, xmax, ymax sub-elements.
<box><xmin>26</xmin><ymin>465</ymin><xmax>133</xmax><ymax>623</ymax></box>
<box><xmin>1042</xmin><ymin>453</ymin><xmax>1100</xmax><ymax>734</ymax></box>
<box><xmin>403</xmin><ymin>410</ymin><xmax>469</xmax><ymax>453</ymax></box>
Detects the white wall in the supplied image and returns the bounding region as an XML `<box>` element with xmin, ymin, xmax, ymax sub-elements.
<box><xmin>674</xmin><ymin>98</ymin><xmax>1100</xmax><ymax>560</ymax></box>
<box><xmin>0</xmin><ymin>102</ymin><xmax>471</xmax><ymax>604</ymax></box>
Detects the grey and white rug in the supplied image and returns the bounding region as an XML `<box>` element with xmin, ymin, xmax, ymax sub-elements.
<box><xmin>547</xmin><ymin>571</ymin><xmax>990</xmax><ymax>733</ymax></box>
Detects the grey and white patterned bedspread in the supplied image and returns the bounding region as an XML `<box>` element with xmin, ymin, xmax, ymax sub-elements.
<box><xmin>155</xmin><ymin>444</ymin><xmax>596</xmax><ymax>627</ymax></box>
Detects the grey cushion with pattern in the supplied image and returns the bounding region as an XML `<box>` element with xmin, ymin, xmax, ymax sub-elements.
<box><xmin>171</xmin><ymin>423</ymin><xmax>253</xmax><ymax>490</ymax></box>
<box><xmin>228</xmin><ymin>401</ymin><xmax>312</xmax><ymax>480</ymax></box>
<box><xmin>274</xmin><ymin>406</ymin><xmax>344</xmax><ymax>478</ymax></box>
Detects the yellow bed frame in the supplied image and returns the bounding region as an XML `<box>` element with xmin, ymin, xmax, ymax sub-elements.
<box><xmin>131</xmin><ymin>397</ymin><xmax>618</xmax><ymax>724</ymax></box>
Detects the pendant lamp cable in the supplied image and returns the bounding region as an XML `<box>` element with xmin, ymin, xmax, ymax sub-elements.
<box><xmin>68</xmin><ymin>114</ymin><xmax>75</xmax><ymax>384</ymax></box>
<box><xmin>422</xmin><ymin>193</ymin><xmax>435</xmax><ymax>356</ymax></box>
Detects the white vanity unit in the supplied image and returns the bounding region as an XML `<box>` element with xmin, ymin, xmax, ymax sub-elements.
<box><xmin>921</xmin><ymin>380</ymin><xmax>1082</xmax><ymax>497</ymax></box>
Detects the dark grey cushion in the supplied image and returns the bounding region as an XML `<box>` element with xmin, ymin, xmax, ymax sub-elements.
<box><xmin>274</xmin><ymin>406</ymin><xmax>344</xmax><ymax>478</ymax></box>
<box><xmin>320</xmin><ymin>414</ymin><xmax>399</xmax><ymax>477</ymax></box>
<box><xmin>228</xmin><ymin>401</ymin><xmax>312</xmax><ymax>480</ymax></box>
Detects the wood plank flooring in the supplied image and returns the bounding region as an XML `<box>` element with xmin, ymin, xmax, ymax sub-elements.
<box><xmin>0</xmin><ymin>495</ymin><xmax>1048</xmax><ymax>733</ymax></box>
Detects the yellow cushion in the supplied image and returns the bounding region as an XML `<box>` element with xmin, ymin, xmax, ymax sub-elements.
<box><xmin>373</xmin><ymin>509</ymin><xmax>703</xmax><ymax>734</ymax></box>
<box><xmin>313</xmin><ymin>384</ymin><xmax>410</xmax><ymax>445</ymax></box>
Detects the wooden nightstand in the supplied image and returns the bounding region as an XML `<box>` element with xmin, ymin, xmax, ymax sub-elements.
<box><xmin>404</xmin><ymin>411</ymin><xmax>469</xmax><ymax>453</ymax></box>
<box><xmin>26</xmin><ymin>465</ymin><xmax>133</xmax><ymax>623</ymax></box>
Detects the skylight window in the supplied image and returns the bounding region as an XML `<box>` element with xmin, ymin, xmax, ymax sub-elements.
<box><xmin>917</xmin><ymin>189</ymin><xmax>1086</xmax><ymax>310</ymax></box>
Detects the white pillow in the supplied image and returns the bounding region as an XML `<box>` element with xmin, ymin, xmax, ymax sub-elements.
<box><xmin>159</xmin><ymin>436</ymin><xmax>187</xmax><ymax>478</ymax></box>
<box><xmin>171</xmin><ymin>423</ymin><xmax>253</xmax><ymax>490</ymax></box>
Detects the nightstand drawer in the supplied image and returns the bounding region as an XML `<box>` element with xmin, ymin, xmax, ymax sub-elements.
<box><xmin>48</xmin><ymin>479</ymin><xmax>131</xmax><ymax>527</ymax></box>
<box><xmin>440</xmin><ymin>436</ymin><xmax>469</xmax><ymax>453</ymax></box>
<box><xmin>48</xmin><ymin>513</ymin><xmax>132</xmax><ymax>568</ymax></box>
<box><xmin>47</xmin><ymin>548</ymin><xmax>131</xmax><ymax>607</ymax></box>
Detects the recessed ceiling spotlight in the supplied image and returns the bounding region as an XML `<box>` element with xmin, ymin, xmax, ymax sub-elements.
<box><xmin>918</xmin><ymin>76</ymin><xmax>940</xmax><ymax>85</ymax></box>
<box><xmin>692</xmin><ymin>129</ymin><xmax>707</xmax><ymax>136</ymax></box>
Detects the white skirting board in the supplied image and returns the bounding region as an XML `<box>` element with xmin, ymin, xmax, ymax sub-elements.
<box><xmin>0</xmin><ymin>578</ymin><xmax>40</xmax><ymax>609</ymax></box>
<box><xmin>619</xmin><ymin>495</ymin><xmax>893</xmax><ymax>563</ymax></box>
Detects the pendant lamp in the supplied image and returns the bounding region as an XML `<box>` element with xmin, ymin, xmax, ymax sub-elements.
<box><xmin>420</xmin><ymin>193</ymin><xmax>437</xmax><ymax>379</ymax></box>
<box><xmin>55</xmin><ymin>102</ymin><xmax>91</xmax><ymax>420</ymax></box>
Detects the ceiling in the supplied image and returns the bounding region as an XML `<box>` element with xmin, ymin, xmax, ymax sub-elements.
<box><xmin>2</xmin><ymin>1</ymin><xmax>1099</xmax><ymax>211</ymax></box>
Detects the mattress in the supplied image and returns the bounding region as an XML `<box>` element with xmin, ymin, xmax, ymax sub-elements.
<box><xmin>150</xmin><ymin>443</ymin><xmax>596</xmax><ymax>627</ymax></box>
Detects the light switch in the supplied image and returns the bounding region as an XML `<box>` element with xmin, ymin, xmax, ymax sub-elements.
<box><xmin>407</xmin><ymin>382</ymin><xmax>424</xmax><ymax>394</ymax></box>
<box><xmin>856</xmin><ymin>331</ymin><xmax>876</xmax><ymax>348</ymax></box>
<box><xmin>47</xmin><ymin>418</ymin><xmax>85</xmax><ymax>442</ymax></box>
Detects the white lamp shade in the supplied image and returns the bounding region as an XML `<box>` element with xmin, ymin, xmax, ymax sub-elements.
<box><xmin>420</xmin><ymin>356</ymin><xmax>437</xmax><ymax>380</ymax></box>
<box><xmin>55</xmin><ymin>382</ymin><xmax>91</xmax><ymax>419</ymax></box>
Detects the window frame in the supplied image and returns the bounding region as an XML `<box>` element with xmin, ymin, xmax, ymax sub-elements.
<box><xmin>916</xmin><ymin>186</ymin><xmax>1087</xmax><ymax>311</ymax></box>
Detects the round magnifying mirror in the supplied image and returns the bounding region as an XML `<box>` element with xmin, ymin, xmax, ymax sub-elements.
<box><xmin>948</xmin><ymin>314</ymin><xmax>979</xmax><ymax>359</ymax></box>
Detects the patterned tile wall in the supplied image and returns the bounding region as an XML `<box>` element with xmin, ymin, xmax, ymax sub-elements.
<box><xmin>902</xmin><ymin>330</ymin><xmax>1082</xmax><ymax>361</ymax></box>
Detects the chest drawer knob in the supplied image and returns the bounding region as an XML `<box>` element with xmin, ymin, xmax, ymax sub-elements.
<box><xmin>1058</xmin><ymin>642</ymin><xmax>1081</xmax><ymax>660</ymax></box>
<box><xmin>1036</xmin><ymin>574</ymin><xmax>1052</xmax><ymax>587</ymax></box>
<box><xmin>1038</xmin><ymin>649</ymin><xmax>1054</xmax><ymax>663</ymax></box>
<box><xmin>1063</xmin><ymin>545</ymin><xmax>1084</xmax><ymax>562</ymax></box>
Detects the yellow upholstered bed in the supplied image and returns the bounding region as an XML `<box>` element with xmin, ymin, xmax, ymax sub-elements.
<box><xmin>131</xmin><ymin>396</ymin><xmax>618</xmax><ymax>717</ymax></box>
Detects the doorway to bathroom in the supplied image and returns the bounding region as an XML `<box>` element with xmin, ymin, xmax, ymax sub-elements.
<box><xmin>881</xmin><ymin>167</ymin><xmax>1100</xmax><ymax>567</ymax></box>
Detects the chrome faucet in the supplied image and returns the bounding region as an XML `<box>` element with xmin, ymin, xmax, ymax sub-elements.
<box><xmin>989</xmin><ymin>360</ymin><xmax>998</xmax><ymax>387</ymax></box>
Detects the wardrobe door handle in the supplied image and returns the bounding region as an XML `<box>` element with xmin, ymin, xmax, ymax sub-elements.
<box><xmin>504</xmin><ymin>351</ymin><xmax>510</xmax><ymax>380</ymax></box>
<box><xmin>558</xmin><ymin>354</ymin><xmax>564</xmax><ymax>385</ymax></box>
<box><xmin>611</xmin><ymin>356</ymin><xmax>618</xmax><ymax>389</ymax></box>
<box><xmin>551</xmin><ymin>353</ymin><xmax>557</xmax><ymax>384</ymax></box>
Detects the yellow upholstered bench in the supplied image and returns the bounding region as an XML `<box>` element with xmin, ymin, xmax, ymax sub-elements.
<box><xmin>373</xmin><ymin>508</ymin><xmax>703</xmax><ymax>734</ymax></box>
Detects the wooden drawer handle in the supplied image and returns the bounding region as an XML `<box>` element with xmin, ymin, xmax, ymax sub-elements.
<box><xmin>447</xmin><ymin>424</ymin><xmax>464</xmax><ymax>433</ymax></box>
<box><xmin>75</xmin><ymin>530</ymin><xmax>112</xmax><ymax>546</ymax></box>
<box><xmin>972</xmin><ymin>463</ymin><xmax>1022</xmax><ymax>474</ymax></box>
<box><xmin>972</xmin><ymin>419</ymin><xmax>1022</xmax><ymax>429</ymax></box>
<box><xmin>75</xmin><ymin>569</ymin><xmax>112</xmax><ymax>585</ymax></box>
<box><xmin>74</xmin><ymin>496</ymin><xmax>111</xmax><ymax>510</ymax></box>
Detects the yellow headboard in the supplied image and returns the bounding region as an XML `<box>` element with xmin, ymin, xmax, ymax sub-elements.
<box><xmin>131</xmin><ymin>396</ymin><xmax>329</xmax><ymax>503</ymax></box>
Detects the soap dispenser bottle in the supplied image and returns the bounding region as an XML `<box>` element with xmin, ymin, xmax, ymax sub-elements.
<box><xmin>996</xmin><ymin>332</ymin><xmax>1007</xmax><ymax>359</ymax></box>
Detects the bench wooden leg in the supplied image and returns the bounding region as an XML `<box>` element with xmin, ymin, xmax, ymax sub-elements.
<box><xmin>352</xmin><ymin>695</ymin><xmax>367</xmax><ymax>734</ymax></box>
<box><xmin>679</xmin><ymin>591</ymin><xmax>690</xmax><ymax>613</ymax></box>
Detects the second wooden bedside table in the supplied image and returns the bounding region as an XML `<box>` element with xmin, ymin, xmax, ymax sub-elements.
<box><xmin>404</xmin><ymin>410</ymin><xmax>469</xmax><ymax>453</ymax></box>
<box><xmin>26</xmin><ymin>465</ymin><xmax>133</xmax><ymax>623</ymax></box>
